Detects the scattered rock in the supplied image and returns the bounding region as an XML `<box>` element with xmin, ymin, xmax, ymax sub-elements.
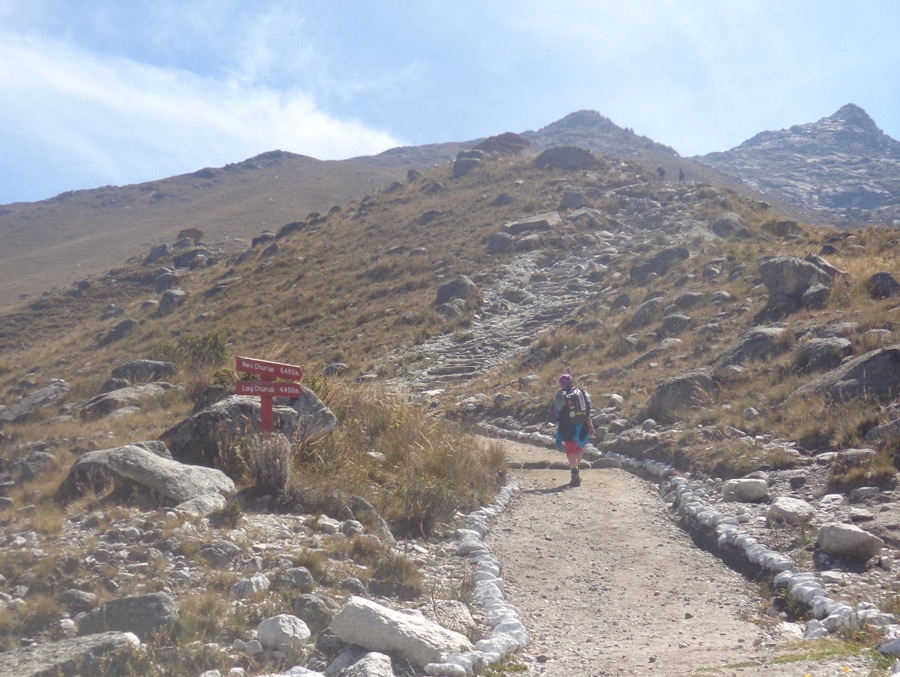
<box><xmin>78</xmin><ymin>593</ymin><xmax>179</xmax><ymax>640</ymax></box>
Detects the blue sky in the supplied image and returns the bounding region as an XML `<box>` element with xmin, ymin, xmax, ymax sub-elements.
<box><xmin>1</xmin><ymin>0</ymin><xmax>898</xmax><ymax>205</ymax></box>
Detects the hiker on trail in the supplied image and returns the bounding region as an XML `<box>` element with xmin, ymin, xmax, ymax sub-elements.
<box><xmin>553</xmin><ymin>373</ymin><xmax>594</xmax><ymax>487</ymax></box>
<box><xmin>679</xmin><ymin>168</ymin><xmax>685</xmax><ymax>182</ymax></box>
<box><xmin>656</xmin><ymin>166</ymin><xmax>666</xmax><ymax>180</ymax></box>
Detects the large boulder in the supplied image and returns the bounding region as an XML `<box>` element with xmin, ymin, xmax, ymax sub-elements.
<box><xmin>817</xmin><ymin>523</ymin><xmax>884</xmax><ymax>561</ymax></box>
<box><xmin>57</xmin><ymin>444</ymin><xmax>235</xmax><ymax>504</ymax></box>
<box><xmin>0</xmin><ymin>379</ymin><xmax>70</xmax><ymax>428</ymax></box>
<box><xmin>501</xmin><ymin>212</ymin><xmax>561</xmax><ymax>235</ymax></box>
<box><xmin>645</xmin><ymin>368</ymin><xmax>716</xmax><ymax>422</ymax></box>
<box><xmin>111</xmin><ymin>359</ymin><xmax>178</xmax><ymax>382</ymax></box>
<box><xmin>158</xmin><ymin>288</ymin><xmax>187</xmax><ymax>314</ymax></box>
<box><xmin>767</xmin><ymin>497</ymin><xmax>816</xmax><ymax>525</ymax></box>
<box><xmin>714</xmin><ymin>327</ymin><xmax>788</xmax><ymax>369</ymax></box>
<box><xmin>723</xmin><ymin>478</ymin><xmax>768</xmax><ymax>503</ymax></box>
<box><xmin>78</xmin><ymin>593</ymin><xmax>179</xmax><ymax>641</ymax></box>
<box><xmin>866</xmin><ymin>272</ymin><xmax>900</xmax><ymax>299</ymax></box>
<box><xmin>757</xmin><ymin>256</ymin><xmax>832</xmax><ymax>318</ymax></box>
<box><xmin>535</xmin><ymin>146</ymin><xmax>601</xmax><ymax>170</ymax></box>
<box><xmin>257</xmin><ymin>614</ymin><xmax>311</xmax><ymax>652</ymax></box>
<box><xmin>435</xmin><ymin>275</ymin><xmax>478</xmax><ymax>305</ymax></box>
<box><xmin>795</xmin><ymin>345</ymin><xmax>900</xmax><ymax>404</ymax></box>
<box><xmin>629</xmin><ymin>247</ymin><xmax>689</xmax><ymax>283</ymax></box>
<box><xmin>0</xmin><ymin>632</ymin><xmax>140</xmax><ymax>677</ymax></box>
<box><xmin>331</xmin><ymin>596</ymin><xmax>473</xmax><ymax>668</ymax></box>
<box><xmin>792</xmin><ymin>337</ymin><xmax>853</xmax><ymax>373</ymax></box>
<box><xmin>160</xmin><ymin>391</ymin><xmax>336</xmax><ymax>466</ymax></box>
<box><xmin>79</xmin><ymin>383</ymin><xmax>177</xmax><ymax>421</ymax></box>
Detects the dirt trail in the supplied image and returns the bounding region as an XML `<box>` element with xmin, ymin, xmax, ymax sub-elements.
<box><xmin>484</xmin><ymin>437</ymin><xmax>882</xmax><ymax>676</ymax></box>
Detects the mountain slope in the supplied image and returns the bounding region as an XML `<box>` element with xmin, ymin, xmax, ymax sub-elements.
<box><xmin>696</xmin><ymin>103</ymin><xmax>900</xmax><ymax>227</ymax></box>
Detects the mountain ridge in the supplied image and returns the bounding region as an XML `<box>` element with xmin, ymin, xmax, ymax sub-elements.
<box><xmin>1</xmin><ymin>103</ymin><xmax>898</xmax><ymax>309</ymax></box>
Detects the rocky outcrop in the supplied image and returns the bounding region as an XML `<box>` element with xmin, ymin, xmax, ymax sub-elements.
<box><xmin>57</xmin><ymin>443</ymin><xmax>236</xmax><ymax>505</ymax></box>
<box><xmin>0</xmin><ymin>379</ymin><xmax>69</xmax><ymax>428</ymax></box>
<box><xmin>78</xmin><ymin>593</ymin><xmax>179</xmax><ymax>640</ymax></box>
<box><xmin>629</xmin><ymin>247</ymin><xmax>689</xmax><ymax>283</ymax></box>
<box><xmin>435</xmin><ymin>275</ymin><xmax>479</xmax><ymax>305</ymax></box>
<box><xmin>696</xmin><ymin>104</ymin><xmax>900</xmax><ymax>227</ymax></box>
<box><xmin>79</xmin><ymin>382</ymin><xmax>177</xmax><ymax>421</ymax></box>
<box><xmin>714</xmin><ymin>327</ymin><xmax>788</xmax><ymax>369</ymax></box>
<box><xmin>160</xmin><ymin>391</ymin><xmax>336</xmax><ymax>466</ymax></box>
<box><xmin>795</xmin><ymin>345</ymin><xmax>900</xmax><ymax>403</ymax></box>
<box><xmin>645</xmin><ymin>368</ymin><xmax>716</xmax><ymax>421</ymax></box>
<box><xmin>534</xmin><ymin>145</ymin><xmax>602</xmax><ymax>170</ymax></box>
<box><xmin>0</xmin><ymin>632</ymin><xmax>140</xmax><ymax>677</ymax></box>
<box><xmin>757</xmin><ymin>256</ymin><xmax>834</xmax><ymax>319</ymax></box>
<box><xmin>111</xmin><ymin>359</ymin><xmax>178</xmax><ymax>383</ymax></box>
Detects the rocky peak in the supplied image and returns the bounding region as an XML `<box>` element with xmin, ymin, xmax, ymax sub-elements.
<box><xmin>523</xmin><ymin>109</ymin><xmax>678</xmax><ymax>160</ymax></box>
<box><xmin>697</xmin><ymin>104</ymin><xmax>900</xmax><ymax>226</ymax></box>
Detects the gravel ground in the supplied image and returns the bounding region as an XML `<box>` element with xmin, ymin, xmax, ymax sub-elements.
<box><xmin>484</xmin><ymin>437</ymin><xmax>889</xmax><ymax>676</ymax></box>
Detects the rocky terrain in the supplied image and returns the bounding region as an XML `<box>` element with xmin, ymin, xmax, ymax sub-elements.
<box><xmin>698</xmin><ymin>103</ymin><xmax>900</xmax><ymax>228</ymax></box>
<box><xmin>4</xmin><ymin>118</ymin><xmax>900</xmax><ymax>676</ymax></box>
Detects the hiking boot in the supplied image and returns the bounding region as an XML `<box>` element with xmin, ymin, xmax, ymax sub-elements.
<box><xmin>569</xmin><ymin>469</ymin><xmax>581</xmax><ymax>487</ymax></box>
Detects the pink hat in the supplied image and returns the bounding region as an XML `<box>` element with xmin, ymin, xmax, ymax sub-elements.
<box><xmin>559</xmin><ymin>373</ymin><xmax>572</xmax><ymax>386</ymax></box>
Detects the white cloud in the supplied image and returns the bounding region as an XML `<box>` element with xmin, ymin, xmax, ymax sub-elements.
<box><xmin>0</xmin><ymin>26</ymin><xmax>400</xmax><ymax>202</ymax></box>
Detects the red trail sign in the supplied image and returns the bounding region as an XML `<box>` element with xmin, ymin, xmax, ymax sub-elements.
<box><xmin>236</xmin><ymin>356</ymin><xmax>303</xmax><ymax>434</ymax></box>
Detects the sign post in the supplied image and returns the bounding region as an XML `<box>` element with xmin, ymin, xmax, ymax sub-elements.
<box><xmin>235</xmin><ymin>356</ymin><xmax>303</xmax><ymax>434</ymax></box>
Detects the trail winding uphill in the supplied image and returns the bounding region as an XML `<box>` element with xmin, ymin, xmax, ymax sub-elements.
<box><xmin>483</xmin><ymin>438</ymin><xmax>884</xmax><ymax>676</ymax></box>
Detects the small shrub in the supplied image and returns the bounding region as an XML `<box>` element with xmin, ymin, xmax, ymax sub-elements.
<box><xmin>369</xmin><ymin>549</ymin><xmax>424</xmax><ymax>600</ymax></box>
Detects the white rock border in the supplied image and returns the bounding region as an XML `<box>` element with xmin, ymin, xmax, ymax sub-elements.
<box><xmin>424</xmin><ymin>477</ymin><xmax>526</xmax><ymax>677</ymax></box>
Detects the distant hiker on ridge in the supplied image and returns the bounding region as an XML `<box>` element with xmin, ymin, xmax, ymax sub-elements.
<box><xmin>553</xmin><ymin>373</ymin><xmax>594</xmax><ymax>487</ymax></box>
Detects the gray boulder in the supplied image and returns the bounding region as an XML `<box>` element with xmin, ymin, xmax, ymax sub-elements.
<box><xmin>79</xmin><ymin>383</ymin><xmax>176</xmax><ymax>421</ymax></box>
<box><xmin>435</xmin><ymin>275</ymin><xmax>478</xmax><ymax>305</ymax></box>
<box><xmin>58</xmin><ymin>444</ymin><xmax>236</xmax><ymax>505</ymax></box>
<box><xmin>817</xmin><ymin>523</ymin><xmax>884</xmax><ymax>561</ymax></box>
<box><xmin>866</xmin><ymin>272</ymin><xmax>900</xmax><ymax>299</ymax></box>
<box><xmin>160</xmin><ymin>391</ymin><xmax>336</xmax><ymax>466</ymax></box>
<box><xmin>723</xmin><ymin>478</ymin><xmax>768</xmax><ymax>502</ymax></box>
<box><xmin>629</xmin><ymin>247</ymin><xmax>689</xmax><ymax>283</ymax></box>
<box><xmin>331</xmin><ymin>596</ymin><xmax>473</xmax><ymax>668</ymax></box>
<box><xmin>0</xmin><ymin>379</ymin><xmax>70</xmax><ymax>428</ymax></box>
<box><xmin>758</xmin><ymin>256</ymin><xmax>832</xmax><ymax>318</ymax></box>
<box><xmin>767</xmin><ymin>497</ymin><xmax>816</xmax><ymax>525</ymax></box>
<box><xmin>711</xmin><ymin>212</ymin><xmax>744</xmax><ymax>237</ymax></box>
<box><xmin>645</xmin><ymin>368</ymin><xmax>716</xmax><ymax>422</ymax></box>
<box><xmin>158</xmin><ymin>288</ymin><xmax>187</xmax><ymax>314</ymax></box>
<box><xmin>502</xmin><ymin>211</ymin><xmax>561</xmax><ymax>235</ymax></box>
<box><xmin>146</xmin><ymin>242</ymin><xmax>172</xmax><ymax>263</ymax></box>
<box><xmin>535</xmin><ymin>146</ymin><xmax>601</xmax><ymax>170</ymax></box>
<box><xmin>0</xmin><ymin>632</ymin><xmax>140</xmax><ymax>677</ymax></box>
<box><xmin>78</xmin><ymin>593</ymin><xmax>179</xmax><ymax>640</ymax></box>
<box><xmin>793</xmin><ymin>337</ymin><xmax>853</xmax><ymax>373</ymax></box>
<box><xmin>111</xmin><ymin>360</ymin><xmax>178</xmax><ymax>383</ymax></box>
<box><xmin>340</xmin><ymin>652</ymin><xmax>395</xmax><ymax>677</ymax></box>
<box><xmin>257</xmin><ymin>614</ymin><xmax>311</xmax><ymax>652</ymax></box>
<box><xmin>293</xmin><ymin>593</ymin><xmax>339</xmax><ymax>633</ymax></box>
<box><xmin>98</xmin><ymin>318</ymin><xmax>136</xmax><ymax>346</ymax></box>
<box><xmin>630</xmin><ymin>298</ymin><xmax>663</xmax><ymax>329</ymax></box>
<box><xmin>487</xmin><ymin>232</ymin><xmax>514</xmax><ymax>253</ymax></box>
<box><xmin>865</xmin><ymin>418</ymin><xmax>900</xmax><ymax>449</ymax></box>
<box><xmin>714</xmin><ymin>327</ymin><xmax>788</xmax><ymax>369</ymax></box>
<box><xmin>795</xmin><ymin>345</ymin><xmax>900</xmax><ymax>404</ymax></box>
